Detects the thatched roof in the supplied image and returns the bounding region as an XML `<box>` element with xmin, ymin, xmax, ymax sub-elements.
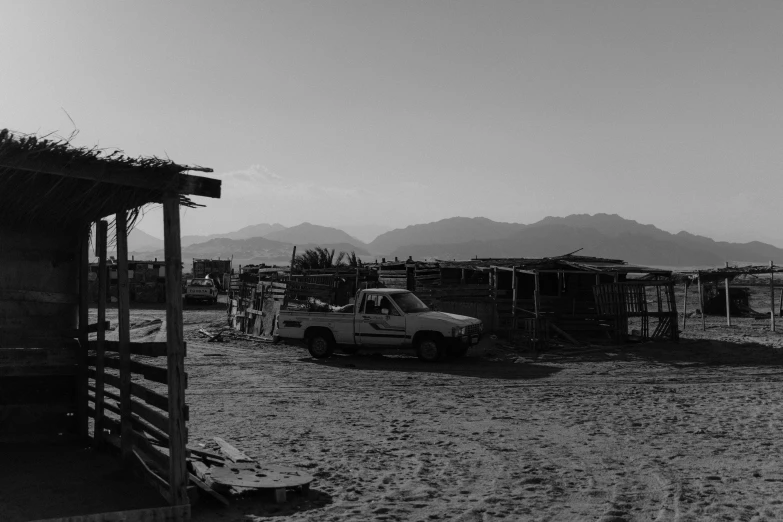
<box><xmin>0</xmin><ymin>129</ymin><xmax>220</xmax><ymax>229</ymax></box>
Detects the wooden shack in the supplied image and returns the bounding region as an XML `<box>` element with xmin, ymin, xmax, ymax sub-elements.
<box><xmin>0</xmin><ymin>129</ymin><xmax>220</xmax><ymax>520</ymax></box>
<box><xmin>384</xmin><ymin>255</ymin><xmax>677</xmax><ymax>344</ymax></box>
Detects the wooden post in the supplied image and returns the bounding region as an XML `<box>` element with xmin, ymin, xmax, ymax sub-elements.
<box><xmin>779</xmin><ymin>287</ymin><xmax>783</xmax><ymax>318</ymax></box>
<box><xmin>115</xmin><ymin>211</ymin><xmax>132</xmax><ymax>462</ymax></box>
<box><xmin>492</xmin><ymin>267</ymin><xmax>498</xmax><ymax>331</ymax></box>
<box><xmin>698</xmin><ymin>271</ymin><xmax>705</xmax><ymax>331</ymax></box>
<box><xmin>534</xmin><ymin>270</ymin><xmax>541</xmax><ymax>319</ymax></box>
<box><xmin>163</xmin><ymin>196</ymin><xmax>188</xmax><ymax>506</ymax></box>
<box><xmin>355</xmin><ymin>266</ymin><xmax>360</xmax><ymax>300</ymax></box>
<box><xmin>460</xmin><ymin>268</ymin><xmax>466</xmax><ymax>285</ymax></box>
<box><xmin>77</xmin><ymin>226</ymin><xmax>90</xmax><ymax>440</ymax></box>
<box><xmin>94</xmin><ymin>220</ymin><xmax>108</xmax><ymax>446</ymax></box>
<box><xmin>681</xmin><ymin>279</ymin><xmax>689</xmax><ymax>330</ymax></box>
<box><xmin>771</xmin><ymin>261</ymin><xmax>776</xmax><ymax>332</ymax></box>
<box><xmin>511</xmin><ymin>266</ymin><xmax>518</xmax><ymax>329</ymax></box>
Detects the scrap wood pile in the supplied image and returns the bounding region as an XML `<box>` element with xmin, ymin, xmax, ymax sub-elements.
<box><xmin>186</xmin><ymin>437</ymin><xmax>313</xmax><ymax>505</ymax></box>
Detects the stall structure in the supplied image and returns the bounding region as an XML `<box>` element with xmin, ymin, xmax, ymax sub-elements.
<box><xmin>0</xmin><ymin>129</ymin><xmax>220</xmax><ymax>521</ymax></box>
<box><xmin>380</xmin><ymin>255</ymin><xmax>676</xmax><ymax>345</ymax></box>
<box><xmin>676</xmin><ymin>263</ymin><xmax>783</xmax><ymax>332</ymax></box>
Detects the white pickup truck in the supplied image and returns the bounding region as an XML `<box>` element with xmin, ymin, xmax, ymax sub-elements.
<box><xmin>276</xmin><ymin>288</ymin><xmax>483</xmax><ymax>362</ymax></box>
<box><xmin>185</xmin><ymin>278</ymin><xmax>219</xmax><ymax>305</ymax></box>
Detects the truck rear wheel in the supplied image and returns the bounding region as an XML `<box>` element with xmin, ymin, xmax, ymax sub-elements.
<box><xmin>416</xmin><ymin>337</ymin><xmax>444</xmax><ymax>362</ymax></box>
<box><xmin>308</xmin><ymin>334</ymin><xmax>334</xmax><ymax>359</ymax></box>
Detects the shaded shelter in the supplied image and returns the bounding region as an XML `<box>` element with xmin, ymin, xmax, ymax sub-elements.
<box><xmin>379</xmin><ymin>254</ymin><xmax>677</xmax><ymax>345</ymax></box>
<box><xmin>0</xmin><ymin>129</ymin><xmax>220</xmax><ymax>520</ymax></box>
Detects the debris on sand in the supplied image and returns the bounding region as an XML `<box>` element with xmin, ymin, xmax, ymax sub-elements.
<box><xmin>186</xmin><ymin>437</ymin><xmax>314</xmax><ymax>505</ymax></box>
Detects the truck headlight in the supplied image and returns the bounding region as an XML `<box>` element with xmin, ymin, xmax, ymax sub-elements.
<box><xmin>452</xmin><ymin>326</ymin><xmax>467</xmax><ymax>337</ymax></box>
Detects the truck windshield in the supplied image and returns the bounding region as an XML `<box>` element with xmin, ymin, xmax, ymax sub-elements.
<box><xmin>391</xmin><ymin>293</ymin><xmax>429</xmax><ymax>313</ymax></box>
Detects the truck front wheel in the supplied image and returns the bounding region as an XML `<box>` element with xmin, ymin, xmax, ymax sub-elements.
<box><xmin>308</xmin><ymin>334</ymin><xmax>334</xmax><ymax>359</ymax></box>
<box><xmin>416</xmin><ymin>337</ymin><xmax>444</xmax><ymax>362</ymax></box>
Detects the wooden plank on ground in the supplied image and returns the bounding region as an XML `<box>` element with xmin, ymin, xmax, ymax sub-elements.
<box><xmin>214</xmin><ymin>436</ymin><xmax>254</xmax><ymax>463</ymax></box>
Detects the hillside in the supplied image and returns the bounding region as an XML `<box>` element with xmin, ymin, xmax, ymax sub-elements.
<box><xmin>387</xmin><ymin>215</ymin><xmax>783</xmax><ymax>266</ymax></box>
<box><xmin>369</xmin><ymin>217</ymin><xmax>524</xmax><ymax>254</ymax></box>
<box><xmin>181</xmin><ymin>222</ymin><xmax>286</xmax><ymax>247</ymax></box>
<box><xmin>265</xmin><ymin>222</ymin><xmax>367</xmax><ymax>250</ymax></box>
<box><xmin>128</xmin><ymin>228</ymin><xmax>164</xmax><ymax>252</ymax></box>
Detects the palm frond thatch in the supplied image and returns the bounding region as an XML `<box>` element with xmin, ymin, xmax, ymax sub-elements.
<box><xmin>0</xmin><ymin>128</ymin><xmax>211</xmax><ymax>233</ymax></box>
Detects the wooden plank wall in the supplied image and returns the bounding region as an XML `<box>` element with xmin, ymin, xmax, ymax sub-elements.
<box><xmin>86</xmin><ymin>340</ymin><xmax>189</xmax><ymax>504</ymax></box>
<box><xmin>0</xmin><ymin>225</ymin><xmax>81</xmax><ymax>442</ymax></box>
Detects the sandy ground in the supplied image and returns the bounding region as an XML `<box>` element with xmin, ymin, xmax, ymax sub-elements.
<box><xmin>89</xmin><ymin>288</ymin><xmax>783</xmax><ymax>522</ymax></box>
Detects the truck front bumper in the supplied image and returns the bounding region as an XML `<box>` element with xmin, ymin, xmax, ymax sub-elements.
<box><xmin>448</xmin><ymin>333</ymin><xmax>482</xmax><ymax>347</ymax></box>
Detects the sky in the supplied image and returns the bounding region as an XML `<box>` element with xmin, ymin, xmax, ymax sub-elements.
<box><xmin>1</xmin><ymin>1</ymin><xmax>781</xmax><ymax>245</ymax></box>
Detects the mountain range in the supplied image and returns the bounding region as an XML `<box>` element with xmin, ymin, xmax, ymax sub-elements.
<box><xmin>127</xmin><ymin>214</ymin><xmax>783</xmax><ymax>268</ymax></box>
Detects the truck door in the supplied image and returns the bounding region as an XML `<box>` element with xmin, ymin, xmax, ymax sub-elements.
<box><xmin>356</xmin><ymin>293</ymin><xmax>406</xmax><ymax>346</ymax></box>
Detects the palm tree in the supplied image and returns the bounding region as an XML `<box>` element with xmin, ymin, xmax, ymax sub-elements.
<box><xmin>344</xmin><ymin>251</ymin><xmax>362</xmax><ymax>267</ymax></box>
<box><xmin>295</xmin><ymin>247</ymin><xmax>343</xmax><ymax>270</ymax></box>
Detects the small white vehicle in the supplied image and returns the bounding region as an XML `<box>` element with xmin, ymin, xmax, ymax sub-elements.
<box><xmin>276</xmin><ymin>288</ymin><xmax>483</xmax><ymax>362</ymax></box>
<box><xmin>185</xmin><ymin>278</ymin><xmax>218</xmax><ymax>305</ymax></box>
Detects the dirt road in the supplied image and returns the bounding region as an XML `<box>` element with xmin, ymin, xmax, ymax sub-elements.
<box><xmin>94</xmin><ymin>301</ymin><xmax>783</xmax><ymax>521</ymax></box>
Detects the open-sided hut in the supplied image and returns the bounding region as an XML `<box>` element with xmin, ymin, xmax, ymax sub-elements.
<box><xmin>0</xmin><ymin>129</ymin><xmax>220</xmax><ymax>520</ymax></box>
<box><xmin>676</xmin><ymin>263</ymin><xmax>783</xmax><ymax>331</ymax></box>
<box><xmin>386</xmin><ymin>255</ymin><xmax>677</xmax><ymax>344</ymax></box>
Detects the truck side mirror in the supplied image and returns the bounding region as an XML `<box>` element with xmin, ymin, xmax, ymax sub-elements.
<box><xmin>381</xmin><ymin>308</ymin><xmax>389</xmax><ymax>315</ymax></box>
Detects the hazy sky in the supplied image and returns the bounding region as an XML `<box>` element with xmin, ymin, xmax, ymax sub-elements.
<box><xmin>2</xmin><ymin>1</ymin><xmax>781</xmax><ymax>244</ymax></box>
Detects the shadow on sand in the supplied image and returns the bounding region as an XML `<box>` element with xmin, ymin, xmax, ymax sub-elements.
<box><xmin>542</xmin><ymin>338</ymin><xmax>783</xmax><ymax>368</ymax></box>
<box><xmin>192</xmin><ymin>487</ymin><xmax>333</xmax><ymax>520</ymax></box>
<box><xmin>298</xmin><ymin>351</ymin><xmax>562</xmax><ymax>380</ymax></box>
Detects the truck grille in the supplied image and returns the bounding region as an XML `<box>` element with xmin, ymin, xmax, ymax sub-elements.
<box><xmin>466</xmin><ymin>323</ymin><xmax>481</xmax><ymax>336</ymax></box>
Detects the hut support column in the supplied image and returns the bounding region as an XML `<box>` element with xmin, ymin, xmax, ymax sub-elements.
<box><xmin>534</xmin><ymin>270</ymin><xmax>541</xmax><ymax>319</ymax></box>
<box><xmin>682</xmin><ymin>280</ymin><xmax>689</xmax><ymax>330</ymax></box>
<box><xmin>698</xmin><ymin>272</ymin><xmax>705</xmax><ymax>331</ymax></box>
<box><xmin>725</xmin><ymin>277</ymin><xmax>731</xmax><ymax>327</ymax></box>
<box><xmin>77</xmin><ymin>226</ymin><xmax>89</xmax><ymax>440</ymax></box>
<box><xmin>770</xmin><ymin>261</ymin><xmax>775</xmax><ymax>332</ymax></box>
<box><xmin>94</xmin><ymin>220</ymin><xmax>108</xmax><ymax>446</ymax></box>
<box><xmin>511</xmin><ymin>266</ymin><xmax>517</xmax><ymax>331</ymax></box>
<box><xmin>116</xmin><ymin>212</ymin><xmax>132</xmax><ymax>462</ymax></box>
<box><xmin>163</xmin><ymin>196</ymin><xmax>188</xmax><ymax>506</ymax></box>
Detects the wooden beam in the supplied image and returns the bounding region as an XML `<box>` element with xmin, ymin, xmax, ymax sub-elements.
<box><xmin>116</xmin><ymin>211</ymin><xmax>132</xmax><ymax>462</ymax></box>
<box><xmin>682</xmin><ymin>280</ymin><xmax>689</xmax><ymax>330</ymax></box>
<box><xmin>163</xmin><ymin>195</ymin><xmax>189</xmax><ymax>506</ymax></box>
<box><xmin>77</xmin><ymin>227</ymin><xmax>89</xmax><ymax>440</ymax></box>
<box><xmin>0</xmin><ymin>289</ymin><xmax>78</xmax><ymax>304</ymax></box>
<box><xmin>771</xmin><ymin>261</ymin><xmax>776</xmax><ymax>332</ymax></box>
<box><xmin>1</xmin><ymin>159</ymin><xmax>220</xmax><ymax>199</ymax></box>
<box><xmin>698</xmin><ymin>272</ymin><xmax>705</xmax><ymax>331</ymax></box>
<box><xmin>88</xmin><ymin>340</ymin><xmax>185</xmax><ymax>358</ymax></box>
<box><xmin>725</xmin><ymin>277</ymin><xmax>731</xmax><ymax>327</ymax></box>
<box><xmin>94</xmin><ymin>220</ymin><xmax>108</xmax><ymax>446</ymax></box>
<box><xmin>214</xmin><ymin>436</ymin><xmax>254</xmax><ymax>463</ymax></box>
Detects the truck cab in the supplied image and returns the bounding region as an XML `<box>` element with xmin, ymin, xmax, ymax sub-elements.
<box><xmin>277</xmin><ymin>288</ymin><xmax>483</xmax><ymax>362</ymax></box>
